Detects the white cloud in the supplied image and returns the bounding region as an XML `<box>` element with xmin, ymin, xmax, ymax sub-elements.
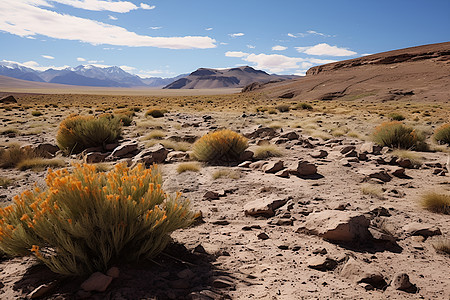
<box><xmin>41</xmin><ymin>55</ymin><xmax>55</xmax><ymax>59</ymax></box>
<box><xmin>77</xmin><ymin>57</ymin><xmax>86</xmax><ymax>62</ymax></box>
<box><xmin>140</xmin><ymin>3</ymin><xmax>155</xmax><ymax>10</ymax></box>
<box><xmin>119</xmin><ymin>65</ymin><xmax>136</xmax><ymax>72</ymax></box>
<box><xmin>149</xmin><ymin>26</ymin><xmax>161</xmax><ymax>30</ymax></box>
<box><xmin>219</xmin><ymin>42</ymin><xmax>228</xmax><ymax>45</ymax></box>
<box><xmin>0</xmin><ymin>1</ymin><xmax>216</xmax><ymax>49</ymax></box>
<box><xmin>108</xmin><ymin>15</ymin><xmax>118</xmax><ymax>20</ymax></box>
<box><xmin>294</xmin><ymin>70</ymin><xmax>307</xmax><ymax>76</ymax></box>
<box><xmin>3</xmin><ymin>59</ymin><xmax>69</xmax><ymax>71</ymax></box>
<box><xmin>306</xmin><ymin>30</ymin><xmax>333</xmax><ymax>37</ymax></box>
<box><xmin>246</xmin><ymin>44</ymin><xmax>255</xmax><ymax>49</ymax></box>
<box><xmin>51</xmin><ymin>0</ymin><xmax>140</xmax><ymax>13</ymax></box>
<box><xmin>225</xmin><ymin>51</ymin><xmax>249</xmax><ymax>58</ymax></box>
<box><xmin>272</xmin><ymin>45</ymin><xmax>287</xmax><ymax>51</ymax></box>
<box><xmin>205</xmin><ymin>27</ymin><xmax>213</xmax><ymax>31</ymax></box>
<box><xmin>287</xmin><ymin>33</ymin><xmax>305</xmax><ymax>38</ymax></box>
<box><xmin>136</xmin><ymin>69</ymin><xmax>176</xmax><ymax>78</ymax></box>
<box><xmin>296</xmin><ymin>43</ymin><xmax>356</xmax><ymax>56</ymax></box>
<box><xmin>243</xmin><ymin>53</ymin><xmax>304</xmax><ymax>73</ymax></box>
<box><xmin>88</xmin><ymin>60</ymin><xmax>103</xmax><ymax>63</ymax></box>
<box><xmin>229</xmin><ymin>33</ymin><xmax>244</xmax><ymax>38</ymax></box>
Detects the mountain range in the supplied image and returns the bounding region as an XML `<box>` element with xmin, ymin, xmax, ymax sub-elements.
<box><xmin>0</xmin><ymin>62</ymin><xmax>187</xmax><ymax>88</ymax></box>
<box><xmin>163</xmin><ymin>66</ymin><xmax>298</xmax><ymax>89</ymax></box>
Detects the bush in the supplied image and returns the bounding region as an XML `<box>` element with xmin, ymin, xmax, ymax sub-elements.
<box><xmin>433</xmin><ymin>123</ymin><xmax>450</xmax><ymax>145</ymax></box>
<box><xmin>0</xmin><ymin>144</ymin><xmax>36</xmax><ymax>168</ymax></box>
<box><xmin>31</xmin><ymin>111</ymin><xmax>43</xmax><ymax>117</ymax></box>
<box><xmin>295</xmin><ymin>103</ymin><xmax>313</xmax><ymax>110</ymax></box>
<box><xmin>372</xmin><ymin>121</ymin><xmax>426</xmax><ymax>150</ymax></box>
<box><xmin>276</xmin><ymin>104</ymin><xmax>290</xmax><ymax>112</ymax></box>
<box><xmin>389</xmin><ymin>113</ymin><xmax>405</xmax><ymax>121</ymax></box>
<box><xmin>421</xmin><ymin>192</ymin><xmax>450</xmax><ymax>214</ymax></box>
<box><xmin>56</xmin><ymin>115</ymin><xmax>122</xmax><ymax>154</ymax></box>
<box><xmin>146</xmin><ymin>109</ymin><xmax>165</xmax><ymax>118</ymax></box>
<box><xmin>192</xmin><ymin>129</ymin><xmax>248</xmax><ymax>163</ymax></box>
<box><xmin>0</xmin><ymin>163</ymin><xmax>194</xmax><ymax>275</ymax></box>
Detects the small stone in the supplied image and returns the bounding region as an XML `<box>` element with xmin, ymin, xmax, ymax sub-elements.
<box><xmin>340</xmin><ymin>145</ymin><xmax>356</xmax><ymax>155</ymax></box>
<box><xmin>84</xmin><ymin>152</ymin><xmax>109</xmax><ymax>164</ymax></box>
<box><xmin>212</xmin><ymin>219</ymin><xmax>230</xmax><ymax>225</ymax></box>
<box><xmin>310</xmin><ymin>150</ymin><xmax>328</xmax><ymax>159</ymax></box>
<box><xmin>203</xmin><ymin>191</ymin><xmax>220</xmax><ymax>200</ymax></box>
<box><xmin>307</xmin><ymin>256</ymin><xmax>337</xmax><ymax>271</ymax></box>
<box><xmin>391</xmin><ymin>273</ymin><xmax>417</xmax><ymax>293</ymax></box>
<box><xmin>262</xmin><ymin>160</ymin><xmax>284</xmax><ymax>173</ymax></box>
<box><xmin>293</xmin><ymin>161</ymin><xmax>317</xmax><ymax>176</ymax></box>
<box><xmin>238</xmin><ymin>161</ymin><xmax>252</xmax><ymax>168</ymax></box>
<box><xmin>403</xmin><ymin>222</ymin><xmax>442</xmax><ymax>237</ymax></box>
<box><xmin>81</xmin><ymin>272</ymin><xmax>113</xmax><ymax>292</ymax></box>
<box><xmin>212</xmin><ymin>278</ymin><xmax>234</xmax><ymax>288</ymax></box>
<box><xmin>280</xmin><ymin>131</ymin><xmax>299</xmax><ymax>140</ymax></box>
<box><xmin>110</xmin><ymin>141</ymin><xmax>138</xmax><ymax>158</ymax></box>
<box><xmin>106</xmin><ymin>267</ymin><xmax>120</xmax><ymax>278</ymax></box>
<box><xmin>244</xmin><ymin>195</ymin><xmax>288</xmax><ymax>218</ymax></box>
<box><xmin>312</xmin><ymin>248</ymin><xmax>328</xmax><ymax>255</ymax></box>
<box><xmin>239</xmin><ymin>150</ymin><xmax>254</xmax><ymax>161</ymax></box>
<box><xmin>27</xmin><ymin>281</ymin><xmax>58</xmax><ymax>299</ymax></box>
<box><xmin>257</xmin><ymin>232</ymin><xmax>269</xmax><ymax>240</ymax></box>
<box><xmin>275</xmin><ymin>169</ymin><xmax>290</xmax><ymax>178</ymax></box>
<box><xmin>397</xmin><ymin>158</ymin><xmax>413</xmax><ymax>168</ymax></box>
<box><xmin>177</xmin><ymin>269</ymin><xmax>195</xmax><ymax>279</ymax></box>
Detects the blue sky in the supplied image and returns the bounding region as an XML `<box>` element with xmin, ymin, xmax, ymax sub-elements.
<box><xmin>0</xmin><ymin>0</ymin><xmax>449</xmax><ymax>78</ymax></box>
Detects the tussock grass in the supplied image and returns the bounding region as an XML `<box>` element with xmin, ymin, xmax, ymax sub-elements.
<box><xmin>434</xmin><ymin>123</ymin><xmax>450</xmax><ymax>145</ymax></box>
<box><xmin>431</xmin><ymin>237</ymin><xmax>450</xmax><ymax>255</ymax></box>
<box><xmin>421</xmin><ymin>192</ymin><xmax>450</xmax><ymax>214</ymax></box>
<box><xmin>360</xmin><ymin>184</ymin><xmax>384</xmax><ymax>199</ymax></box>
<box><xmin>372</xmin><ymin>121</ymin><xmax>427</xmax><ymax>150</ymax></box>
<box><xmin>31</xmin><ymin>110</ymin><xmax>43</xmax><ymax>117</ymax></box>
<box><xmin>145</xmin><ymin>108</ymin><xmax>165</xmax><ymax>118</ymax></box>
<box><xmin>212</xmin><ymin>168</ymin><xmax>241</xmax><ymax>180</ymax></box>
<box><xmin>176</xmin><ymin>162</ymin><xmax>201</xmax><ymax>174</ymax></box>
<box><xmin>389</xmin><ymin>113</ymin><xmax>405</xmax><ymax>121</ymax></box>
<box><xmin>0</xmin><ymin>144</ymin><xmax>36</xmax><ymax>169</ymax></box>
<box><xmin>17</xmin><ymin>158</ymin><xmax>66</xmax><ymax>171</ymax></box>
<box><xmin>0</xmin><ymin>177</ymin><xmax>13</xmax><ymax>188</ymax></box>
<box><xmin>142</xmin><ymin>130</ymin><xmax>166</xmax><ymax>140</ymax></box>
<box><xmin>276</xmin><ymin>104</ymin><xmax>290</xmax><ymax>112</ymax></box>
<box><xmin>391</xmin><ymin>150</ymin><xmax>423</xmax><ymax>166</ymax></box>
<box><xmin>294</xmin><ymin>102</ymin><xmax>313</xmax><ymax>110</ymax></box>
<box><xmin>145</xmin><ymin>140</ymin><xmax>191</xmax><ymax>152</ymax></box>
<box><xmin>252</xmin><ymin>145</ymin><xmax>283</xmax><ymax>160</ymax></box>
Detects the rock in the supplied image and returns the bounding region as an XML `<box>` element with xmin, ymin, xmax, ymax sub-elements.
<box><xmin>369</xmin><ymin>206</ymin><xmax>391</xmax><ymax>217</ymax></box>
<box><xmin>390</xmin><ymin>167</ymin><xmax>406</xmax><ymax>178</ymax></box>
<box><xmin>391</xmin><ymin>273</ymin><xmax>417</xmax><ymax>293</ymax></box>
<box><xmin>204</xmin><ymin>191</ymin><xmax>220</xmax><ymax>200</ymax></box>
<box><xmin>238</xmin><ymin>161</ymin><xmax>252</xmax><ymax>168</ymax></box>
<box><xmin>307</xmin><ymin>256</ymin><xmax>337</xmax><ymax>271</ymax></box>
<box><xmin>110</xmin><ymin>141</ymin><xmax>138</xmax><ymax>158</ymax></box>
<box><xmin>273</xmin><ymin>137</ymin><xmax>289</xmax><ymax>144</ymax></box>
<box><xmin>167</xmin><ymin>151</ymin><xmax>189</xmax><ymax>162</ymax></box>
<box><xmin>81</xmin><ymin>272</ymin><xmax>113</xmax><ymax>292</ymax></box>
<box><xmin>104</xmin><ymin>143</ymin><xmax>119</xmax><ymax>151</ymax></box>
<box><xmin>359</xmin><ymin>168</ymin><xmax>392</xmax><ymax>182</ymax></box>
<box><xmin>257</xmin><ymin>232</ymin><xmax>269</xmax><ymax>240</ymax></box>
<box><xmin>299</xmin><ymin>211</ymin><xmax>371</xmax><ymax>242</ymax></box>
<box><xmin>312</xmin><ymin>247</ymin><xmax>328</xmax><ymax>255</ymax></box>
<box><xmin>368</xmin><ymin>227</ymin><xmax>397</xmax><ymax>244</ymax></box>
<box><xmin>27</xmin><ymin>281</ymin><xmax>58</xmax><ymax>299</ymax></box>
<box><xmin>131</xmin><ymin>144</ymin><xmax>169</xmax><ymax>167</ymax></box>
<box><xmin>340</xmin><ymin>258</ymin><xmax>387</xmax><ymax>289</ymax></box>
<box><xmin>397</xmin><ymin>158</ymin><xmax>413</xmax><ymax>168</ymax></box>
<box><xmin>358</xmin><ymin>153</ymin><xmax>368</xmax><ymax>161</ymax></box>
<box><xmin>275</xmin><ymin>169</ymin><xmax>290</xmax><ymax>178</ymax></box>
<box><xmin>280</xmin><ymin>131</ymin><xmax>299</xmax><ymax>140</ymax></box>
<box><xmin>402</xmin><ymin>222</ymin><xmax>442</xmax><ymax>237</ymax></box>
<box><xmin>360</xmin><ymin>142</ymin><xmax>382</xmax><ymax>155</ymax></box>
<box><xmin>177</xmin><ymin>269</ymin><xmax>195</xmax><ymax>279</ymax></box>
<box><xmin>344</xmin><ymin>149</ymin><xmax>358</xmax><ymax>158</ymax></box>
<box><xmin>340</xmin><ymin>145</ymin><xmax>356</xmax><ymax>155</ymax></box>
<box><xmin>249</xmin><ymin>161</ymin><xmax>267</xmax><ymax>169</ymax></box>
<box><xmin>0</xmin><ymin>95</ymin><xmax>17</xmax><ymax>103</ymax></box>
<box><xmin>244</xmin><ymin>127</ymin><xmax>277</xmax><ymax>139</ymax></box>
<box><xmin>34</xmin><ymin>143</ymin><xmax>59</xmax><ymax>158</ymax></box>
<box><xmin>292</xmin><ymin>161</ymin><xmax>317</xmax><ymax>176</ymax></box>
<box><xmin>212</xmin><ymin>277</ymin><xmax>235</xmax><ymax>288</ymax></box>
<box><xmin>244</xmin><ymin>195</ymin><xmax>288</xmax><ymax>218</ymax></box>
<box><xmin>239</xmin><ymin>150</ymin><xmax>254</xmax><ymax>161</ymax></box>
<box><xmin>84</xmin><ymin>152</ymin><xmax>109</xmax><ymax>164</ymax></box>
<box><xmin>106</xmin><ymin>267</ymin><xmax>120</xmax><ymax>278</ymax></box>
<box><xmin>310</xmin><ymin>150</ymin><xmax>328</xmax><ymax>159</ymax></box>
<box><xmin>262</xmin><ymin>160</ymin><xmax>284</xmax><ymax>173</ymax></box>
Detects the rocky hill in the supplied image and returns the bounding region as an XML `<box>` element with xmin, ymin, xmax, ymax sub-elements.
<box><xmin>244</xmin><ymin>42</ymin><xmax>450</xmax><ymax>102</ymax></box>
<box><xmin>164</xmin><ymin>66</ymin><xmax>297</xmax><ymax>89</ymax></box>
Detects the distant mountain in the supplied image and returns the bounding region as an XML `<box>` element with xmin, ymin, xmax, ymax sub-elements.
<box><xmin>0</xmin><ymin>62</ymin><xmax>183</xmax><ymax>88</ymax></box>
<box><xmin>163</xmin><ymin>66</ymin><xmax>298</xmax><ymax>89</ymax></box>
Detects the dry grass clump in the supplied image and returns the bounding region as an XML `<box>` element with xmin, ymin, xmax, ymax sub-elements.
<box><xmin>56</xmin><ymin>115</ymin><xmax>122</xmax><ymax>154</ymax></box>
<box><xmin>212</xmin><ymin>168</ymin><xmax>241</xmax><ymax>180</ymax></box>
<box><xmin>142</xmin><ymin>130</ymin><xmax>166</xmax><ymax>140</ymax></box>
<box><xmin>389</xmin><ymin>112</ymin><xmax>405</xmax><ymax>121</ymax></box>
<box><xmin>433</xmin><ymin>123</ymin><xmax>450</xmax><ymax>145</ymax></box>
<box><xmin>0</xmin><ymin>144</ymin><xmax>36</xmax><ymax>168</ymax></box>
<box><xmin>431</xmin><ymin>237</ymin><xmax>450</xmax><ymax>255</ymax></box>
<box><xmin>421</xmin><ymin>192</ymin><xmax>450</xmax><ymax>214</ymax></box>
<box><xmin>31</xmin><ymin>110</ymin><xmax>43</xmax><ymax>117</ymax></box>
<box><xmin>360</xmin><ymin>184</ymin><xmax>384</xmax><ymax>199</ymax></box>
<box><xmin>17</xmin><ymin>158</ymin><xmax>66</xmax><ymax>171</ymax></box>
<box><xmin>391</xmin><ymin>149</ymin><xmax>423</xmax><ymax>166</ymax></box>
<box><xmin>0</xmin><ymin>177</ymin><xmax>13</xmax><ymax>188</ymax></box>
<box><xmin>145</xmin><ymin>108</ymin><xmax>165</xmax><ymax>118</ymax></box>
<box><xmin>192</xmin><ymin>129</ymin><xmax>248</xmax><ymax>163</ymax></box>
<box><xmin>145</xmin><ymin>140</ymin><xmax>191</xmax><ymax>152</ymax></box>
<box><xmin>252</xmin><ymin>145</ymin><xmax>283</xmax><ymax>160</ymax></box>
<box><xmin>372</xmin><ymin>121</ymin><xmax>426</xmax><ymax>150</ymax></box>
<box><xmin>176</xmin><ymin>162</ymin><xmax>201</xmax><ymax>174</ymax></box>
<box><xmin>276</xmin><ymin>104</ymin><xmax>290</xmax><ymax>112</ymax></box>
<box><xmin>0</xmin><ymin>163</ymin><xmax>194</xmax><ymax>275</ymax></box>
<box><xmin>294</xmin><ymin>102</ymin><xmax>313</xmax><ymax>110</ymax></box>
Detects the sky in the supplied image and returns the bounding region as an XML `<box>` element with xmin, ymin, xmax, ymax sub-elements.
<box><xmin>0</xmin><ymin>0</ymin><xmax>449</xmax><ymax>78</ymax></box>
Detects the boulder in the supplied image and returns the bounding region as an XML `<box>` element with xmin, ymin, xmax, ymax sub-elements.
<box><xmin>244</xmin><ymin>195</ymin><xmax>288</xmax><ymax>218</ymax></box>
<box><xmin>84</xmin><ymin>152</ymin><xmax>109</xmax><ymax>164</ymax></box>
<box><xmin>81</xmin><ymin>272</ymin><xmax>113</xmax><ymax>292</ymax></box>
<box><xmin>292</xmin><ymin>161</ymin><xmax>317</xmax><ymax>176</ymax></box>
<box><xmin>340</xmin><ymin>145</ymin><xmax>356</xmax><ymax>155</ymax></box>
<box><xmin>359</xmin><ymin>168</ymin><xmax>392</xmax><ymax>182</ymax></box>
<box><xmin>340</xmin><ymin>258</ymin><xmax>387</xmax><ymax>289</ymax></box>
<box><xmin>110</xmin><ymin>141</ymin><xmax>138</xmax><ymax>158</ymax></box>
<box><xmin>307</xmin><ymin>256</ymin><xmax>338</xmax><ymax>271</ymax></box>
<box><xmin>402</xmin><ymin>222</ymin><xmax>442</xmax><ymax>237</ymax></box>
<box><xmin>390</xmin><ymin>273</ymin><xmax>417</xmax><ymax>293</ymax></box>
<box><xmin>299</xmin><ymin>210</ymin><xmax>371</xmax><ymax>242</ymax></box>
<box><xmin>262</xmin><ymin>160</ymin><xmax>284</xmax><ymax>173</ymax></box>
<box><xmin>360</xmin><ymin>142</ymin><xmax>382</xmax><ymax>155</ymax></box>
<box><xmin>280</xmin><ymin>131</ymin><xmax>299</xmax><ymax>140</ymax></box>
<box><xmin>132</xmin><ymin>144</ymin><xmax>169</xmax><ymax>167</ymax></box>
<box><xmin>310</xmin><ymin>150</ymin><xmax>328</xmax><ymax>159</ymax></box>
<box><xmin>0</xmin><ymin>95</ymin><xmax>17</xmax><ymax>104</ymax></box>
<box><xmin>397</xmin><ymin>158</ymin><xmax>413</xmax><ymax>168</ymax></box>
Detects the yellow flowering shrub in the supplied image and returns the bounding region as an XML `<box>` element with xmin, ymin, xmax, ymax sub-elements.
<box><xmin>0</xmin><ymin>163</ymin><xmax>194</xmax><ymax>275</ymax></box>
<box><xmin>372</xmin><ymin>121</ymin><xmax>426</xmax><ymax>150</ymax></box>
<box><xmin>192</xmin><ymin>129</ymin><xmax>248</xmax><ymax>163</ymax></box>
<box><xmin>56</xmin><ymin>114</ymin><xmax>122</xmax><ymax>154</ymax></box>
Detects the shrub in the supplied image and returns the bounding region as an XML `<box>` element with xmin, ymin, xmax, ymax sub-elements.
<box><xmin>433</xmin><ymin>123</ymin><xmax>450</xmax><ymax>145</ymax></box>
<box><xmin>0</xmin><ymin>163</ymin><xmax>194</xmax><ymax>275</ymax></box>
<box><xmin>360</xmin><ymin>184</ymin><xmax>383</xmax><ymax>199</ymax></box>
<box><xmin>276</xmin><ymin>104</ymin><xmax>290</xmax><ymax>112</ymax></box>
<box><xmin>391</xmin><ymin>150</ymin><xmax>423</xmax><ymax>166</ymax></box>
<box><xmin>31</xmin><ymin>111</ymin><xmax>43</xmax><ymax>117</ymax></box>
<box><xmin>295</xmin><ymin>103</ymin><xmax>313</xmax><ymax>110</ymax></box>
<box><xmin>176</xmin><ymin>162</ymin><xmax>201</xmax><ymax>174</ymax></box>
<box><xmin>0</xmin><ymin>177</ymin><xmax>12</xmax><ymax>188</ymax></box>
<box><xmin>372</xmin><ymin>121</ymin><xmax>426</xmax><ymax>150</ymax></box>
<box><xmin>253</xmin><ymin>145</ymin><xmax>283</xmax><ymax>160</ymax></box>
<box><xmin>421</xmin><ymin>192</ymin><xmax>450</xmax><ymax>214</ymax></box>
<box><xmin>389</xmin><ymin>113</ymin><xmax>405</xmax><ymax>121</ymax></box>
<box><xmin>146</xmin><ymin>109</ymin><xmax>165</xmax><ymax>118</ymax></box>
<box><xmin>192</xmin><ymin>129</ymin><xmax>248</xmax><ymax>163</ymax></box>
<box><xmin>116</xmin><ymin>114</ymin><xmax>133</xmax><ymax>126</ymax></box>
<box><xmin>56</xmin><ymin>115</ymin><xmax>122</xmax><ymax>154</ymax></box>
<box><xmin>0</xmin><ymin>144</ymin><xmax>35</xmax><ymax>168</ymax></box>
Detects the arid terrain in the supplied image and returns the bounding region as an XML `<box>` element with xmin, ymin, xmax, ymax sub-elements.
<box><xmin>0</xmin><ymin>42</ymin><xmax>449</xmax><ymax>300</ymax></box>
